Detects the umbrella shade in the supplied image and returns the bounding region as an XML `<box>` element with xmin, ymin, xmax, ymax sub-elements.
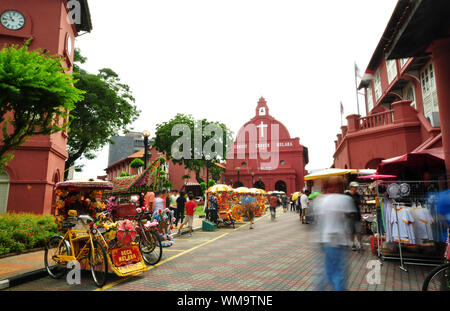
<box><xmin>250</xmin><ymin>188</ymin><xmax>267</xmax><ymax>194</ymax></box>
<box><xmin>234</xmin><ymin>187</ymin><xmax>250</xmax><ymax>193</ymax></box>
<box><xmin>377</xmin><ymin>150</ymin><xmax>445</xmax><ymax>176</ymax></box>
<box><xmin>291</xmin><ymin>191</ymin><xmax>302</xmax><ymax>201</ymax></box>
<box><xmin>304</xmin><ymin>168</ymin><xmax>358</xmax><ymax>181</ymax></box>
<box><xmin>308</xmin><ymin>192</ymin><xmax>321</xmax><ymax>200</ymax></box>
<box><xmin>357</xmin><ymin>173</ymin><xmax>397</xmax><ymax>180</ymax></box>
<box><xmin>207</xmin><ymin>184</ymin><xmax>233</xmax><ymax>193</ymax></box>
<box><xmin>56</xmin><ymin>179</ymin><xmax>113</xmax><ymax>191</ymax></box>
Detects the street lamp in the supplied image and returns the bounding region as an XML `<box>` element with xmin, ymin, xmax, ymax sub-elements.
<box><xmin>237</xmin><ymin>167</ymin><xmax>240</xmax><ymax>185</ymax></box>
<box><xmin>251</xmin><ymin>172</ymin><xmax>254</xmax><ymax>187</ymax></box>
<box><xmin>142</xmin><ymin>130</ymin><xmax>151</xmax><ymax>169</ymax></box>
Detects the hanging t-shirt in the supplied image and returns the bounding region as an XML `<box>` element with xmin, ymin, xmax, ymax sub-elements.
<box><xmin>383</xmin><ymin>198</ymin><xmax>394</xmax><ymax>242</ymax></box>
<box><xmin>411</xmin><ymin>208</ymin><xmax>434</xmax><ymax>244</ymax></box>
<box><xmin>391</xmin><ymin>207</ymin><xmax>415</xmax><ymax>244</ymax></box>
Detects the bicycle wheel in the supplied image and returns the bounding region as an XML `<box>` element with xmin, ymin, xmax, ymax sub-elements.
<box><xmin>89</xmin><ymin>240</ymin><xmax>108</xmax><ymax>288</ymax></box>
<box><xmin>44</xmin><ymin>235</ymin><xmax>71</xmax><ymax>279</ymax></box>
<box><xmin>140</xmin><ymin>230</ymin><xmax>163</xmax><ymax>265</ymax></box>
<box><xmin>422</xmin><ymin>263</ymin><xmax>450</xmax><ymax>291</ymax></box>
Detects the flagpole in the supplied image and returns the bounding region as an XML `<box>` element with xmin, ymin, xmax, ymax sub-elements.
<box><xmin>354</xmin><ymin>62</ymin><xmax>361</xmax><ymax>116</ymax></box>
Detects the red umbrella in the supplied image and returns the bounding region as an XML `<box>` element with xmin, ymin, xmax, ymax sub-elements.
<box><xmin>377</xmin><ymin>149</ymin><xmax>445</xmax><ymax>176</ymax></box>
<box><xmin>357</xmin><ymin>172</ymin><xmax>397</xmax><ymax>180</ymax></box>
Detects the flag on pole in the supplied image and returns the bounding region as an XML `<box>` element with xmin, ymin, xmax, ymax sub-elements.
<box><xmin>340</xmin><ymin>101</ymin><xmax>344</xmax><ymax>115</ymax></box>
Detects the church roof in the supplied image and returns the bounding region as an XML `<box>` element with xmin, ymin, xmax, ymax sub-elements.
<box><xmin>74</xmin><ymin>0</ymin><xmax>93</xmax><ymax>33</ymax></box>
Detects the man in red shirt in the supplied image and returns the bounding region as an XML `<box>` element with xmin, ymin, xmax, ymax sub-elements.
<box><xmin>177</xmin><ymin>192</ymin><xmax>197</xmax><ymax>236</ymax></box>
<box><xmin>269</xmin><ymin>194</ymin><xmax>279</xmax><ymax>220</ymax></box>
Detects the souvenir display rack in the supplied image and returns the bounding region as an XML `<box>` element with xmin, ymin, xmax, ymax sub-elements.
<box><xmin>374</xmin><ymin>179</ymin><xmax>449</xmax><ymax>271</ymax></box>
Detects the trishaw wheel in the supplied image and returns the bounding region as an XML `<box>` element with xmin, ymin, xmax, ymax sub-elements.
<box><xmin>89</xmin><ymin>240</ymin><xmax>108</xmax><ymax>288</ymax></box>
<box><xmin>44</xmin><ymin>235</ymin><xmax>71</xmax><ymax>279</ymax></box>
<box><xmin>140</xmin><ymin>230</ymin><xmax>163</xmax><ymax>265</ymax></box>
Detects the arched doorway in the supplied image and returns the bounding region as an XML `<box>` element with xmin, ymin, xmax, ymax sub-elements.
<box><xmin>253</xmin><ymin>180</ymin><xmax>265</xmax><ymax>190</ymax></box>
<box><xmin>0</xmin><ymin>171</ymin><xmax>10</xmax><ymax>214</ymax></box>
<box><xmin>275</xmin><ymin>180</ymin><xmax>287</xmax><ymax>193</ymax></box>
<box><xmin>233</xmin><ymin>181</ymin><xmax>244</xmax><ymax>188</ymax></box>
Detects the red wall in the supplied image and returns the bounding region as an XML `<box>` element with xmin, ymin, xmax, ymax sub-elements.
<box><xmin>1</xmin><ymin>0</ymin><xmax>79</xmax><ymax>214</ymax></box>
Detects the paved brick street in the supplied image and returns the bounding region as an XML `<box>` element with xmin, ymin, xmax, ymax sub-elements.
<box><xmin>6</xmin><ymin>208</ymin><xmax>436</xmax><ymax>292</ymax></box>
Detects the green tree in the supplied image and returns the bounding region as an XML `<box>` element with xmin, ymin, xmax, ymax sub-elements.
<box><xmin>119</xmin><ymin>171</ymin><xmax>131</xmax><ymax>177</ymax></box>
<box><xmin>153</xmin><ymin>114</ymin><xmax>233</xmax><ymax>183</ymax></box>
<box><xmin>129</xmin><ymin>158</ymin><xmax>144</xmax><ymax>169</ymax></box>
<box><xmin>64</xmin><ymin>49</ymin><xmax>140</xmax><ymax>178</ymax></box>
<box><xmin>0</xmin><ymin>42</ymin><xmax>84</xmax><ymax>170</ymax></box>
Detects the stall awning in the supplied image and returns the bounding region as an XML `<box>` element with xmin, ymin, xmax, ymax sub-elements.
<box><xmin>304</xmin><ymin>168</ymin><xmax>358</xmax><ymax>181</ymax></box>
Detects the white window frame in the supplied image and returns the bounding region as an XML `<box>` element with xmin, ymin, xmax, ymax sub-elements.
<box><xmin>404</xmin><ymin>84</ymin><xmax>416</xmax><ymax>109</ymax></box>
<box><xmin>367</xmin><ymin>86</ymin><xmax>374</xmax><ymax>113</ymax></box>
<box><xmin>374</xmin><ymin>69</ymin><xmax>382</xmax><ymax>100</ymax></box>
<box><xmin>386</xmin><ymin>58</ymin><xmax>397</xmax><ymax>84</ymax></box>
<box><xmin>420</xmin><ymin>60</ymin><xmax>438</xmax><ymax>119</ymax></box>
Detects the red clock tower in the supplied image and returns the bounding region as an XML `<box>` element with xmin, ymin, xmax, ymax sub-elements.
<box><xmin>0</xmin><ymin>0</ymin><xmax>92</xmax><ymax>214</ymax></box>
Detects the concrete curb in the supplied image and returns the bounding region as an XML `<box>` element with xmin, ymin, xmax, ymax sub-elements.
<box><xmin>0</xmin><ymin>268</ymin><xmax>48</xmax><ymax>290</ymax></box>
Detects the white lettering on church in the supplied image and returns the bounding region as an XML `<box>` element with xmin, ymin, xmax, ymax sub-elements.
<box><xmin>277</xmin><ymin>142</ymin><xmax>293</xmax><ymax>147</ymax></box>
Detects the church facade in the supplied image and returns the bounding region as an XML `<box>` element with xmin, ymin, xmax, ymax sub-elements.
<box><xmin>224</xmin><ymin>97</ymin><xmax>308</xmax><ymax>194</ymax></box>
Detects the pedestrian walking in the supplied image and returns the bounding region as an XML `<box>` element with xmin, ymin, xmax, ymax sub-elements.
<box><xmin>312</xmin><ymin>176</ymin><xmax>356</xmax><ymax>291</ymax></box>
<box><xmin>282</xmin><ymin>195</ymin><xmax>289</xmax><ymax>213</ymax></box>
<box><xmin>290</xmin><ymin>194</ymin><xmax>296</xmax><ymax>212</ymax></box>
<box><xmin>345</xmin><ymin>181</ymin><xmax>363</xmax><ymax>252</ymax></box>
<box><xmin>153</xmin><ymin>191</ymin><xmax>165</xmax><ymax>215</ymax></box>
<box><xmin>300</xmin><ymin>189</ymin><xmax>311</xmax><ymax>224</ymax></box>
<box><xmin>144</xmin><ymin>191</ymin><xmax>155</xmax><ymax>212</ymax></box>
<box><xmin>242</xmin><ymin>194</ymin><xmax>257</xmax><ymax>229</ymax></box>
<box><xmin>178</xmin><ymin>192</ymin><xmax>197</xmax><ymax>236</ymax></box>
<box><xmin>208</xmin><ymin>193</ymin><xmax>218</xmax><ymax>224</ymax></box>
<box><xmin>175</xmin><ymin>191</ymin><xmax>186</xmax><ymax>227</ymax></box>
<box><xmin>269</xmin><ymin>194</ymin><xmax>279</xmax><ymax>220</ymax></box>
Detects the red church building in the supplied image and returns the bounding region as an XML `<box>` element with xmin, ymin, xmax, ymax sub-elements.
<box><xmin>0</xmin><ymin>0</ymin><xmax>92</xmax><ymax>214</ymax></box>
<box><xmin>224</xmin><ymin>97</ymin><xmax>308</xmax><ymax>194</ymax></box>
<box><xmin>333</xmin><ymin>0</ymin><xmax>449</xmax><ymax>180</ymax></box>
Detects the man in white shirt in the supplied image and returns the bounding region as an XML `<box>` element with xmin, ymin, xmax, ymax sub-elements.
<box><xmin>300</xmin><ymin>190</ymin><xmax>310</xmax><ymax>224</ymax></box>
<box><xmin>313</xmin><ymin>176</ymin><xmax>356</xmax><ymax>291</ymax></box>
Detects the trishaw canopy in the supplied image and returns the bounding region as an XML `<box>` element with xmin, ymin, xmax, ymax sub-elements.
<box><xmin>207</xmin><ymin>184</ymin><xmax>233</xmax><ymax>193</ymax></box>
<box><xmin>55</xmin><ymin>179</ymin><xmax>113</xmax><ymax>191</ymax></box>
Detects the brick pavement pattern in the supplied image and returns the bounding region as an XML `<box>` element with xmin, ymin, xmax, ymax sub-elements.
<box><xmin>5</xmin><ymin>208</ymin><xmax>436</xmax><ymax>291</ymax></box>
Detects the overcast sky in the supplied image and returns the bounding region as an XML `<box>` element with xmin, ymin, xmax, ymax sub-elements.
<box><xmin>74</xmin><ymin>0</ymin><xmax>398</xmax><ymax>179</ymax></box>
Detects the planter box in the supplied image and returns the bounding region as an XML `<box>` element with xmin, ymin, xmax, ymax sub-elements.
<box><xmin>202</xmin><ymin>220</ymin><xmax>217</xmax><ymax>231</ymax></box>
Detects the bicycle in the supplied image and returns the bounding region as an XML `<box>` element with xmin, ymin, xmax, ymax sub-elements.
<box><xmin>44</xmin><ymin>210</ymin><xmax>109</xmax><ymax>287</ymax></box>
<box><xmin>422</xmin><ymin>228</ymin><xmax>450</xmax><ymax>291</ymax></box>
<box><xmin>121</xmin><ymin>211</ymin><xmax>163</xmax><ymax>266</ymax></box>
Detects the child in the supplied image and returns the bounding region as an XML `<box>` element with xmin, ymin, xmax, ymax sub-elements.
<box><xmin>178</xmin><ymin>193</ymin><xmax>197</xmax><ymax>236</ymax></box>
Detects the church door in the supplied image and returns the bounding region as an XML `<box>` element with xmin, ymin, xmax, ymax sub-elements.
<box><xmin>275</xmin><ymin>180</ymin><xmax>287</xmax><ymax>193</ymax></box>
<box><xmin>253</xmin><ymin>180</ymin><xmax>265</xmax><ymax>190</ymax></box>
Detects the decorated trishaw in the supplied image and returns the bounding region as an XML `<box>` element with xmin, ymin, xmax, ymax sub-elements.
<box><xmin>249</xmin><ymin>188</ymin><xmax>268</xmax><ymax>216</ymax></box>
<box><xmin>47</xmin><ymin>179</ymin><xmax>149</xmax><ymax>288</ymax></box>
<box><xmin>206</xmin><ymin>184</ymin><xmax>238</xmax><ymax>227</ymax></box>
<box><xmin>104</xmin><ymin>157</ymin><xmax>173</xmax><ymax>264</ymax></box>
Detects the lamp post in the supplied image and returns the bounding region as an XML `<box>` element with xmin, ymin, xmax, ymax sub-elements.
<box><xmin>142</xmin><ymin>130</ymin><xmax>151</xmax><ymax>169</ymax></box>
<box><xmin>251</xmin><ymin>172</ymin><xmax>254</xmax><ymax>187</ymax></box>
<box><xmin>237</xmin><ymin>167</ymin><xmax>240</xmax><ymax>185</ymax></box>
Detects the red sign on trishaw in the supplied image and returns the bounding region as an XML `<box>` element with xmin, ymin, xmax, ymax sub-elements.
<box><xmin>111</xmin><ymin>245</ymin><xmax>141</xmax><ymax>267</ymax></box>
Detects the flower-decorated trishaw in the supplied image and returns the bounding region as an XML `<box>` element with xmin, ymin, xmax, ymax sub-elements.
<box><xmin>47</xmin><ymin>179</ymin><xmax>149</xmax><ymax>288</ymax></box>
<box><xmin>104</xmin><ymin>158</ymin><xmax>171</xmax><ymax>265</ymax></box>
<box><xmin>206</xmin><ymin>184</ymin><xmax>237</xmax><ymax>227</ymax></box>
<box><xmin>249</xmin><ymin>188</ymin><xmax>268</xmax><ymax>216</ymax></box>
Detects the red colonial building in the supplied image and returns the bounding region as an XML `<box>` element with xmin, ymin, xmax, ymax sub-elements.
<box><xmin>224</xmin><ymin>97</ymin><xmax>308</xmax><ymax>194</ymax></box>
<box><xmin>105</xmin><ymin>147</ymin><xmax>207</xmax><ymax>194</ymax></box>
<box><xmin>0</xmin><ymin>0</ymin><xmax>92</xmax><ymax>214</ymax></box>
<box><xmin>333</xmin><ymin>0</ymin><xmax>450</xmax><ymax>180</ymax></box>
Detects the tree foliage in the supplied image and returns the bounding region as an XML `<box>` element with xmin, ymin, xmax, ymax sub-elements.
<box><xmin>65</xmin><ymin>49</ymin><xmax>140</xmax><ymax>177</ymax></box>
<box><xmin>0</xmin><ymin>42</ymin><xmax>84</xmax><ymax>170</ymax></box>
<box><xmin>129</xmin><ymin>158</ymin><xmax>144</xmax><ymax>169</ymax></box>
<box><xmin>153</xmin><ymin>113</ymin><xmax>233</xmax><ymax>183</ymax></box>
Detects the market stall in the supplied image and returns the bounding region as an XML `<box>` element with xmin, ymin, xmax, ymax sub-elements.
<box><xmin>365</xmin><ymin>150</ymin><xmax>449</xmax><ymax>271</ymax></box>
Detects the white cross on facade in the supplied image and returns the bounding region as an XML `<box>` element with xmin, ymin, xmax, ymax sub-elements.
<box><xmin>256</xmin><ymin>121</ymin><xmax>268</xmax><ymax>138</ymax></box>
